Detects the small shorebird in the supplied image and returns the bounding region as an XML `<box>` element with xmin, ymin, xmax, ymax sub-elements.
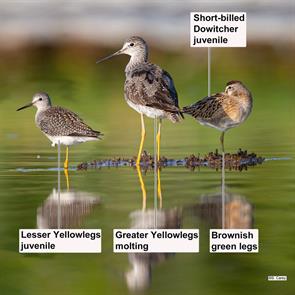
<box><xmin>96</xmin><ymin>36</ymin><xmax>183</xmax><ymax>165</ymax></box>
<box><xmin>17</xmin><ymin>92</ymin><xmax>103</xmax><ymax>169</ymax></box>
<box><xmin>183</xmin><ymin>81</ymin><xmax>253</xmax><ymax>152</ymax></box>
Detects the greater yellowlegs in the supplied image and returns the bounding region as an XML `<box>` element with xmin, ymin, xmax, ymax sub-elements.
<box><xmin>183</xmin><ymin>81</ymin><xmax>253</xmax><ymax>152</ymax></box>
<box><xmin>96</xmin><ymin>36</ymin><xmax>183</xmax><ymax>165</ymax></box>
<box><xmin>17</xmin><ymin>92</ymin><xmax>103</xmax><ymax>169</ymax></box>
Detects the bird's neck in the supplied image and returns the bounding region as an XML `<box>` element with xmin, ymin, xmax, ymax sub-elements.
<box><xmin>125</xmin><ymin>52</ymin><xmax>148</xmax><ymax>74</ymax></box>
<box><xmin>240</xmin><ymin>91</ymin><xmax>252</xmax><ymax>104</ymax></box>
<box><xmin>35</xmin><ymin>105</ymin><xmax>51</xmax><ymax>124</ymax></box>
<box><xmin>238</xmin><ymin>92</ymin><xmax>253</xmax><ymax>115</ymax></box>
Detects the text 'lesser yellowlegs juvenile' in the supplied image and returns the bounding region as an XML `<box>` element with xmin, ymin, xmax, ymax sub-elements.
<box><xmin>96</xmin><ymin>36</ymin><xmax>183</xmax><ymax>165</ymax></box>
<box><xmin>17</xmin><ymin>92</ymin><xmax>103</xmax><ymax>169</ymax></box>
<box><xmin>183</xmin><ymin>81</ymin><xmax>253</xmax><ymax>152</ymax></box>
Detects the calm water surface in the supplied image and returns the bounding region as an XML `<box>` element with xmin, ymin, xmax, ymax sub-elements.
<box><xmin>0</xmin><ymin>45</ymin><xmax>294</xmax><ymax>294</ymax></box>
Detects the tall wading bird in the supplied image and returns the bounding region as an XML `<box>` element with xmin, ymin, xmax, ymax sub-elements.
<box><xmin>183</xmin><ymin>81</ymin><xmax>253</xmax><ymax>152</ymax></box>
<box><xmin>17</xmin><ymin>92</ymin><xmax>103</xmax><ymax>169</ymax></box>
<box><xmin>96</xmin><ymin>36</ymin><xmax>183</xmax><ymax>166</ymax></box>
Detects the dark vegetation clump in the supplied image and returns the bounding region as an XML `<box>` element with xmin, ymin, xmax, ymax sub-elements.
<box><xmin>77</xmin><ymin>149</ymin><xmax>264</xmax><ymax>171</ymax></box>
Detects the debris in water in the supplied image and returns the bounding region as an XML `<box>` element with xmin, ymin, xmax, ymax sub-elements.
<box><xmin>77</xmin><ymin>149</ymin><xmax>264</xmax><ymax>171</ymax></box>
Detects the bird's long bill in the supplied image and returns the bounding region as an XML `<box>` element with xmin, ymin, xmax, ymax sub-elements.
<box><xmin>96</xmin><ymin>48</ymin><xmax>124</xmax><ymax>64</ymax></box>
<box><xmin>16</xmin><ymin>102</ymin><xmax>33</xmax><ymax>111</ymax></box>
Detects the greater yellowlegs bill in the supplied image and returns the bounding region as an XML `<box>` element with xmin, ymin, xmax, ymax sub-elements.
<box><xmin>17</xmin><ymin>92</ymin><xmax>103</xmax><ymax>169</ymax></box>
<box><xmin>96</xmin><ymin>36</ymin><xmax>183</xmax><ymax>165</ymax></box>
<box><xmin>183</xmin><ymin>81</ymin><xmax>253</xmax><ymax>152</ymax></box>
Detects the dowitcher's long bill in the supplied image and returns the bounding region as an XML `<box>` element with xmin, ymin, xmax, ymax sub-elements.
<box><xmin>96</xmin><ymin>36</ymin><xmax>183</xmax><ymax>166</ymax></box>
<box><xmin>183</xmin><ymin>81</ymin><xmax>253</xmax><ymax>152</ymax></box>
<box><xmin>17</xmin><ymin>92</ymin><xmax>103</xmax><ymax>169</ymax></box>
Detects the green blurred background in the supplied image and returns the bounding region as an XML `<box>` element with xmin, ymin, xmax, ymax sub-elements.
<box><xmin>0</xmin><ymin>1</ymin><xmax>294</xmax><ymax>294</ymax></box>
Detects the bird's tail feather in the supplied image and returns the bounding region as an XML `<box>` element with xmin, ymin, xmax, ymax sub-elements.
<box><xmin>168</xmin><ymin>111</ymin><xmax>184</xmax><ymax>123</ymax></box>
<box><xmin>93</xmin><ymin>130</ymin><xmax>103</xmax><ymax>139</ymax></box>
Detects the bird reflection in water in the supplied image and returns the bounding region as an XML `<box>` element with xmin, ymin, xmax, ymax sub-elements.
<box><xmin>136</xmin><ymin>165</ymin><xmax>162</xmax><ymax>210</ymax></box>
<box><xmin>37</xmin><ymin>170</ymin><xmax>101</xmax><ymax>229</ymax></box>
<box><xmin>125</xmin><ymin>167</ymin><xmax>182</xmax><ymax>291</ymax></box>
<box><xmin>192</xmin><ymin>192</ymin><xmax>253</xmax><ymax>229</ymax></box>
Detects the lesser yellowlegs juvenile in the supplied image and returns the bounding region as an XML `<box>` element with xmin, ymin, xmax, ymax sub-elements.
<box><xmin>96</xmin><ymin>36</ymin><xmax>183</xmax><ymax>165</ymax></box>
<box><xmin>17</xmin><ymin>92</ymin><xmax>103</xmax><ymax>169</ymax></box>
<box><xmin>183</xmin><ymin>81</ymin><xmax>253</xmax><ymax>152</ymax></box>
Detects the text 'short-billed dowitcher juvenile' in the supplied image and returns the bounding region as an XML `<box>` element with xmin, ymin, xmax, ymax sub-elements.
<box><xmin>17</xmin><ymin>92</ymin><xmax>103</xmax><ymax>169</ymax></box>
<box><xmin>96</xmin><ymin>36</ymin><xmax>183</xmax><ymax>165</ymax></box>
<box><xmin>183</xmin><ymin>81</ymin><xmax>253</xmax><ymax>152</ymax></box>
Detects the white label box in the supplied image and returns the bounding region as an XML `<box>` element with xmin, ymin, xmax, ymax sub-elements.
<box><xmin>113</xmin><ymin>229</ymin><xmax>199</xmax><ymax>253</ymax></box>
<box><xmin>210</xmin><ymin>229</ymin><xmax>259</xmax><ymax>253</ymax></box>
<box><xmin>190</xmin><ymin>12</ymin><xmax>247</xmax><ymax>47</ymax></box>
<box><xmin>267</xmin><ymin>276</ymin><xmax>287</xmax><ymax>281</ymax></box>
<box><xmin>19</xmin><ymin>229</ymin><xmax>101</xmax><ymax>253</ymax></box>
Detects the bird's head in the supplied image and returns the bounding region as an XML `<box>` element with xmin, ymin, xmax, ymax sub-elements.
<box><xmin>225</xmin><ymin>81</ymin><xmax>249</xmax><ymax>97</ymax></box>
<box><xmin>17</xmin><ymin>92</ymin><xmax>52</xmax><ymax>111</ymax></box>
<box><xmin>120</xmin><ymin>36</ymin><xmax>148</xmax><ymax>57</ymax></box>
<box><xmin>96</xmin><ymin>36</ymin><xmax>148</xmax><ymax>64</ymax></box>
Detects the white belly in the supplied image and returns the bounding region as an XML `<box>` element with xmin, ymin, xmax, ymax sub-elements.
<box><xmin>45</xmin><ymin>134</ymin><xmax>98</xmax><ymax>147</ymax></box>
<box><xmin>127</xmin><ymin>100</ymin><xmax>166</xmax><ymax>119</ymax></box>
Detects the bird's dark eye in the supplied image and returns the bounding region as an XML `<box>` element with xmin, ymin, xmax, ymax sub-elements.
<box><xmin>129</xmin><ymin>43</ymin><xmax>134</xmax><ymax>47</ymax></box>
<box><xmin>227</xmin><ymin>86</ymin><xmax>232</xmax><ymax>90</ymax></box>
<box><xmin>39</xmin><ymin>97</ymin><xmax>42</xmax><ymax>101</ymax></box>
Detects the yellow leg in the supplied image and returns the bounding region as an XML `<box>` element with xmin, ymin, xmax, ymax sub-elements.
<box><xmin>136</xmin><ymin>114</ymin><xmax>146</xmax><ymax>166</ymax></box>
<box><xmin>156</xmin><ymin>119</ymin><xmax>162</xmax><ymax>162</ymax></box>
<box><xmin>157</xmin><ymin>167</ymin><xmax>162</xmax><ymax>209</ymax></box>
<box><xmin>136</xmin><ymin>165</ymin><xmax>147</xmax><ymax>211</ymax></box>
<box><xmin>64</xmin><ymin>146</ymin><xmax>69</xmax><ymax>170</ymax></box>
<box><xmin>64</xmin><ymin>169</ymin><xmax>70</xmax><ymax>191</ymax></box>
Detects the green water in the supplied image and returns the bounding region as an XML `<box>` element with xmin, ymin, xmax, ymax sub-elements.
<box><xmin>0</xmin><ymin>44</ymin><xmax>294</xmax><ymax>294</ymax></box>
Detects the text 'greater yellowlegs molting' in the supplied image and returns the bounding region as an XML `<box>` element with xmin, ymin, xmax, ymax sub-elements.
<box><xmin>183</xmin><ymin>81</ymin><xmax>253</xmax><ymax>152</ymax></box>
<box><xmin>17</xmin><ymin>92</ymin><xmax>103</xmax><ymax>169</ymax></box>
<box><xmin>96</xmin><ymin>36</ymin><xmax>183</xmax><ymax>165</ymax></box>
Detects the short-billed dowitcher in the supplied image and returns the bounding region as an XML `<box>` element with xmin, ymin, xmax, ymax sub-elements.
<box><xmin>96</xmin><ymin>36</ymin><xmax>183</xmax><ymax>165</ymax></box>
<box><xmin>17</xmin><ymin>92</ymin><xmax>103</xmax><ymax>169</ymax></box>
<box><xmin>183</xmin><ymin>81</ymin><xmax>252</xmax><ymax>152</ymax></box>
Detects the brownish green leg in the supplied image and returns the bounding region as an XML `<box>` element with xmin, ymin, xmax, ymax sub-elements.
<box><xmin>220</xmin><ymin>131</ymin><xmax>225</xmax><ymax>153</ymax></box>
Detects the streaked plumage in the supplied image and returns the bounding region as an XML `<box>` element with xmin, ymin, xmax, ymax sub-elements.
<box><xmin>183</xmin><ymin>81</ymin><xmax>253</xmax><ymax>151</ymax></box>
<box><xmin>17</xmin><ymin>92</ymin><xmax>102</xmax><ymax>168</ymax></box>
<box><xmin>36</xmin><ymin>105</ymin><xmax>102</xmax><ymax>146</ymax></box>
<box><xmin>124</xmin><ymin>56</ymin><xmax>182</xmax><ymax>122</ymax></box>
